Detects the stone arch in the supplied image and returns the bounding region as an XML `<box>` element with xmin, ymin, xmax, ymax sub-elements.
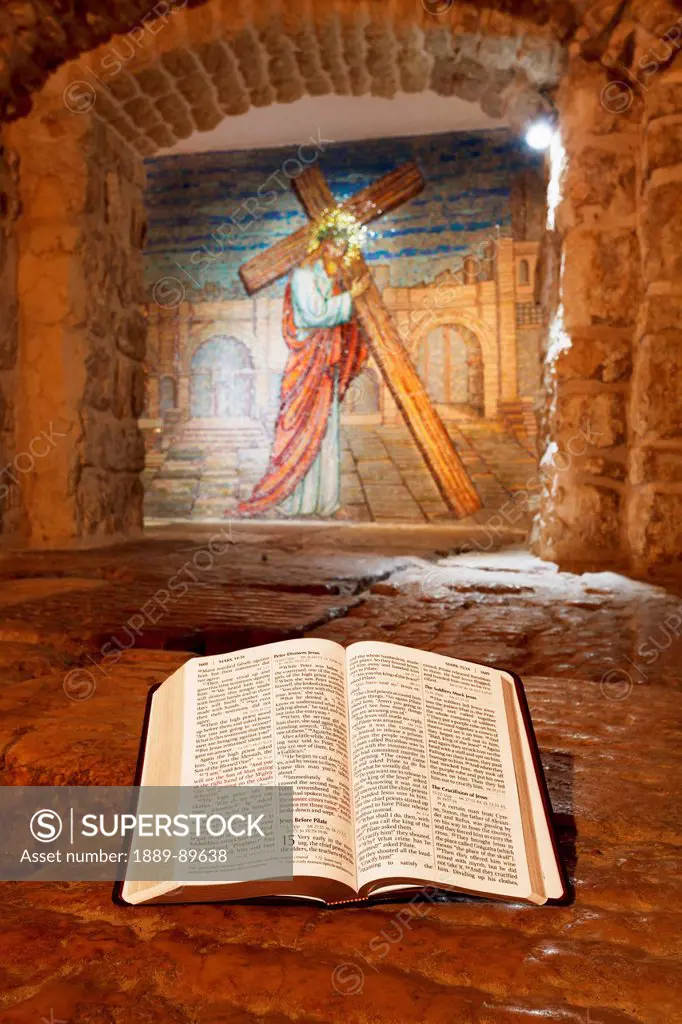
<box><xmin>410</xmin><ymin>310</ymin><xmax>499</xmax><ymax>420</ymax></box>
<box><xmin>44</xmin><ymin>2</ymin><xmax>566</xmax><ymax>158</ymax></box>
<box><xmin>6</xmin><ymin>0</ymin><xmax>682</xmax><ymax>133</ymax></box>
<box><xmin>0</xmin><ymin>0</ymin><xmax>577</xmax><ymax>131</ymax></box>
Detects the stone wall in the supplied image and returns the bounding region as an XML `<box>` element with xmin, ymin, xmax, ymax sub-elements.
<box><xmin>532</xmin><ymin>46</ymin><xmax>682</xmax><ymax>577</ymax></box>
<box><xmin>5</xmin><ymin>74</ymin><xmax>147</xmax><ymax>545</ymax></box>
<box><xmin>0</xmin><ymin>142</ymin><xmax>20</xmax><ymax>536</ymax></box>
<box><xmin>627</xmin><ymin>57</ymin><xmax>682</xmax><ymax>575</ymax></box>
<box><xmin>531</xmin><ymin>56</ymin><xmax>641</xmax><ymax>570</ymax></box>
<box><xmin>78</xmin><ymin>115</ymin><xmax>147</xmax><ymax>538</ymax></box>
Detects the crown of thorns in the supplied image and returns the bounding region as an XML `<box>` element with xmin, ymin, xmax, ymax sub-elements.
<box><xmin>307</xmin><ymin>206</ymin><xmax>368</xmax><ymax>267</ymax></box>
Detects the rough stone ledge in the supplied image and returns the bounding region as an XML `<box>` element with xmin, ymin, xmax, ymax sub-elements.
<box><xmin>0</xmin><ymin>660</ymin><xmax>680</xmax><ymax>1023</ymax></box>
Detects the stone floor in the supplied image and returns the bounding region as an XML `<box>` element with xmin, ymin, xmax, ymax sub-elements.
<box><xmin>0</xmin><ymin>524</ymin><xmax>680</xmax><ymax>1022</ymax></box>
<box><xmin>143</xmin><ymin>418</ymin><xmax>538</xmax><ymax>525</ymax></box>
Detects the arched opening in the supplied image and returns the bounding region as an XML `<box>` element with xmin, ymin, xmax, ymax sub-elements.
<box><xmin>4</xmin><ymin>0</ymin><xmax>671</xmax><ymax>573</ymax></box>
<box><xmin>0</xmin><ymin>0</ymin><xmax>565</xmax><ymax>545</ymax></box>
<box><xmin>518</xmin><ymin>258</ymin><xmax>530</xmax><ymax>285</ymax></box>
<box><xmin>189</xmin><ymin>337</ymin><xmax>255</xmax><ymax>420</ymax></box>
<box><xmin>418</xmin><ymin>324</ymin><xmax>484</xmax><ymax>417</ymax></box>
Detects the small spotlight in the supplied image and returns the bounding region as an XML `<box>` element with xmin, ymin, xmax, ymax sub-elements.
<box><xmin>525</xmin><ymin>120</ymin><xmax>554</xmax><ymax>151</ymax></box>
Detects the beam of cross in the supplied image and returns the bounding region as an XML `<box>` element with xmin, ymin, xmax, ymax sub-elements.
<box><xmin>239</xmin><ymin>163</ymin><xmax>481</xmax><ymax>518</ymax></box>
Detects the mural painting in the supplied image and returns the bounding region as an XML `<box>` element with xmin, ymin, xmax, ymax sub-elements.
<box><xmin>141</xmin><ymin>129</ymin><xmax>545</xmax><ymax>524</ymax></box>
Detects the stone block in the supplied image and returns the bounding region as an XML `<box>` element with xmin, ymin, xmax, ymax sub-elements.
<box><xmin>629</xmin><ymin>444</ymin><xmax>682</xmax><ymax>485</ymax></box>
<box><xmin>645</xmin><ymin>115</ymin><xmax>682</xmax><ymax>174</ymax></box>
<box><xmin>580</xmin><ymin>453</ymin><xmax>627</xmax><ymax>482</ymax></box>
<box><xmin>156</xmin><ymin>459</ymin><xmax>202</xmax><ymax>480</ymax></box>
<box><xmin>630</xmin><ymin>332</ymin><xmax>682</xmax><ymax>439</ymax></box>
<box><xmin>147</xmin><ymin>478</ymin><xmax>197</xmax><ymax>498</ymax></box>
<box><xmin>190</xmin><ymin>100</ymin><xmax>223</xmax><ymax>133</ymax></box>
<box><xmin>343</xmin><ymin>503</ymin><xmax>372</xmax><ymax>521</ymax></box>
<box><xmin>104</xmin><ymin>73</ymin><xmax>139</xmax><ymax>104</ymax></box>
<box><xmin>345</xmin><ymin>431</ymin><xmax>389</xmax><ymax>461</ymax></box>
<box><xmin>25</xmin><ymin>222</ymin><xmax>80</xmax><ymax>256</ymax></box>
<box><xmin>123</xmin><ymin>96</ymin><xmax>160</xmax><ymax>133</ymax></box>
<box><xmin>340</xmin><ymin>473</ymin><xmax>366</xmax><ymax>504</ymax></box>
<box><xmin>147</xmin><ymin>123</ymin><xmax>176</xmax><ymax>150</ymax></box>
<box><xmin>77</xmin><ymin>468</ymin><xmax>143</xmax><ymax>536</ymax></box>
<box><xmin>554</xmin><ymin>389</ymin><xmax>628</xmax><ymax>449</ymax></box>
<box><xmin>362</xmin><ymin>483</ymin><xmax>424</xmax><ymax>521</ymax></box>
<box><xmin>25</xmin><ymin>173</ymin><xmax>87</xmax><ymax>222</ymax></box>
<box><xmin>80</xmin><ymin>409</ymin><xmax>146</xmax><ymax>474</ymax></box>
<box><xmin>562</xmin><ymin>144</ymin><xmax>637</xmax><ymax>227</ymax></box>
<box><xmin>555</xmin><ymin>328</ymin><xmax>632</xmax><ymax>383</ymax></box>
<box><xmin>645</xmin><ymin>73</ymin><xmax>682</xmax><ymax>119</ymax></box>
<box><xmin>356</xmin><ymin>460</ymin><xmax>404</xmax><ymax>485</ymax></box>
<box><xmin>106</xmin><ymin>116</ymin><xmax>139</xmax><ymax>144</ymax></box>
<box><xmin>161</xmin><ymin>48</ymin><xmax>200</xmax><ymax>81</ymax></box>
<box><xmin>637</xmin><ymin>292</ymin><xmax>682</xmax><ymax>335</ymax></box>
<box><xmin>562</xmin><ymin>228</ymin><xmax>641</xmax><ymax>329</ymax></box>
<box><xmin>558</xmin><ymin>57</ymin><xmax>642</xmax><ymax>138</ymax></box>
<box><xmin>83</xmin><ymin>343</ymin><xmax>115</xmax><ymax>412</ymax></box>
<box><xmin>627</xmin><ymin>487</ymin><xmax>682</xmax><ymax>572</ymax></box>
<box><xmin>135</xmin><ymin>66</ymin><xmax>173</xmax><ymax>99</ymax></box>
<box><xmin>533</xmin><ymin>477</ymin><xmax>624</xmax><ymax>558</ymax></box>
<box><xmin>404</xmin><ymin>473</ymin><xmax>443</xmax><ymax>502</ymax></box>
<box><xmin>641</xmin><ymin>181</ymin><xmax>682</xmax><ymax>283</ymax></box>
<box><xmin>176</xmin><ymin>73</ymin><xmax>211</xmax><ymax>107</ymax></box>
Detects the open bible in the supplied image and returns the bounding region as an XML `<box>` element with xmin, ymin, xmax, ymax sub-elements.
<box><xmin>121</xmin><ymin>639</ymin><xmax>565</xmax><ymax>907</ymax></box>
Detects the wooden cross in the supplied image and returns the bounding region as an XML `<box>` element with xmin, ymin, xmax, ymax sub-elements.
<box><xmin>239</xmin><ymin>163</ymin><xmax>481</xmax><ymax>518</ymax></box>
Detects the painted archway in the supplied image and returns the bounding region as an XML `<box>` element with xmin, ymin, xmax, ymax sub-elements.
<box><xmin>189</xmin><ymin>336</ymin><xmax>256</xmax><ymax>420</ymax></box>
<box><xmin>418</xmin><ymin>324</ymin><xmax>484</xmax><ymax>416</ymax></box>
<box><xmin>410</xmin><ymin>310</ymin><xmax>499</xmax><ymax>420</ymax></box>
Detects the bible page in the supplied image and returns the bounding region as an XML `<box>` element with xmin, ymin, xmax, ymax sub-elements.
<box><xmin>346</xmin><ymin>641</ymin><xmax>532</xmax><ymax>900</ymax></box>
<box><xmin>181</xmin><ymin>638</ymin><xmax>357</xmax><ymax>890</ymax></box>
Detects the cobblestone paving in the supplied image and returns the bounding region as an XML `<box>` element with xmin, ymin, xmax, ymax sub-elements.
<box><xmin>0</xmin><ymin>524</ymin><xmax>679</xmax><ymax>688</ymax></box>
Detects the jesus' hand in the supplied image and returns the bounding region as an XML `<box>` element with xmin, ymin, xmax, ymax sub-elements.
<box><xmin>350</xmin><ymin>273</ymin><xmax>371</xmax><ymax>299</ymax></box>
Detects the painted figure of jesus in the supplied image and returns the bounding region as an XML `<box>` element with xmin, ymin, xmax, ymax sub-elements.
<box><xmin>238</xmin><ymin>211</ymin><xmax>370</xmax><ymax>517</ymax></box>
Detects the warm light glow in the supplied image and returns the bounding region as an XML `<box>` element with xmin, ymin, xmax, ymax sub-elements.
<box><xmin>525</xmin><ymin>120</ymin><xmax>555</xmax><ymax>151</ymax></box>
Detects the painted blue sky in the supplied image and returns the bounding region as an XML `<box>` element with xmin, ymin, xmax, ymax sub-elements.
<box><xmin>143</xmin><ymin>128</ymin><xmax>541</xmax><ymax>298</ymax></box>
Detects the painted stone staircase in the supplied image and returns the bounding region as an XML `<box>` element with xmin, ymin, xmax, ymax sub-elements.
<box><xmin>497</xmin><ymin>399</ymin><xmax>537</xmax><ymax>453</ymax></box>
<box><xmin>174</xmin><ymin>418</ymin><xmax>269</xmax><ymax>455</ymax></box>
<box><xmin>145</xmin><ymin>418</ymin><xmax>271</xmax><ymax>520</ymax></box>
